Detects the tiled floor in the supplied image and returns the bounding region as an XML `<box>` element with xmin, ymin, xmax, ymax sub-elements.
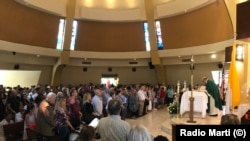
<box><xmin>72</xmin><ymin>103</ymin><xmax>250</xmax><ymax>141</ymax></box>
<box><xmin>126</xmin><ymin>108</ymin><xmax>223</xmax><ymax>141</ymax></box>
<box><xmin>90</xmin><ymin>107</ymin><xmax>225</xmax><ymax>141</ymax></box>
<box><xmin>126</xmin><ymin>108</ymin><xmax>172</xmax><ymax>140</ymax></box>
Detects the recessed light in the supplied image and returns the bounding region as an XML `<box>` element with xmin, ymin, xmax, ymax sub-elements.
<box><xmin>211</xmin><ymin>54</ymin><xmax>216</xmax><ymax>59</ymax></box>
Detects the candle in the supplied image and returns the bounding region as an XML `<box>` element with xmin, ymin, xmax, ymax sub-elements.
<box><xmin>184</xmin><ymin>81</ymin><xmax>186</xmax><ymax>91</ymax></box>
<box><xmin>177</xmin><ymin>81</ymin><xmax>180</xmax><ymax>94</ymax></box>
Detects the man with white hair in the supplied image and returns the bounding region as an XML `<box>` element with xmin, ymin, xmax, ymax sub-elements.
<box><xmin>35</xmin><ymin>92</ymin><xmax>57</xmax><ymax>140</ymax></box>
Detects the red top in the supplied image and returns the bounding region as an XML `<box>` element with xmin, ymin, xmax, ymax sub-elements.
<box><xmin>159</xmin><ymin>89</ymin><xmax>166</xmax><ymax>98</ymax></box>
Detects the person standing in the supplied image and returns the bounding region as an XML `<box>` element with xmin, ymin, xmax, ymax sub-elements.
<box><xmin>23</xmin><ymin>103</ymin><xmax>36</xmax><ymax>140</ymax></box>
<box><xmin>102</xmin><ymin>86</ymin><xmax>110</xmax><ymax>117</ymax></box>
<box><xmin>159</xmin><ymin>87</ymin><xmax>166</xmax><ymax>108</ymax></box>
<box><xmin>54</xmin><ymin>97</ymin><xmax>75</xmax><ymax>141</ymax></box>
<box><xmin>202</xmin><ymin>77</ymin><xmax>223</xmax><ymax>116</ymax></box>
<box><xmin>166</xmin><ymin>85</ymin><xmax>174</xmax><ymax>106</ymax></box>
<box><xmin>81</xmin><ymin>92</ymin><xmax>100</xmax><ymax>124</ymax></box>
<box><xmin>67</xmin><ymin>88</ymin><xmax>82</xmax><ymax>129</ymax></box>
<box><xmin>137</xmin><ymin>84</ymin><xmax>146</xmax><ymax>116</ymax></box>
<box><xmin>35</xmin><ymin>92</ymin><xmax>57</xmax><ymax>140</ymax></box>
<box><xmin>97</xmin><ymin>99</ymin><xmax>131</xmax><ymax>141</ymax></box>
<box><xmin>6</xmin><ymin>88</ymin><xmax>23</xmax><ymax>122</ymax></box>
<box><xmin>0</xmin><ymin>91</ymin><xmax>6</xmax><ymax>121</ymax></box>
<box><xmin>92</xmin><ymin>87</ymin><xmax>103</xmax><ymax>117</ymax></box>
<box><xmin>128</xmin><ymin>86</ymin><xmax>139</xmax><ymax>118</ymax></box>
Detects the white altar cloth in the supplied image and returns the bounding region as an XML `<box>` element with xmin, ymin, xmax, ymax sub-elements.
<box><xmin>180</xmin><ymin>91</ymin><xmax>208</xmax><ymax>118</ymax></box>
<box><xmin>237</xmin><ymin>103</ymin><xmax>250</xmax><ymax>118</ymax></box>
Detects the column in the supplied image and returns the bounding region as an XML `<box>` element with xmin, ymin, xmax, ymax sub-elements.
<box><xmin>51</xmin><ymin>0</ymin><xmax>76</xmax><ymax>86</ymax></box>
<box><xmin>144</xmin><ymin>0</ymin><xmax>166</xmax><ymax>84</ymax></box>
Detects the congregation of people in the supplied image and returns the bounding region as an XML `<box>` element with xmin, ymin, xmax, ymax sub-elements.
<box><xmin>0</xmin><ymin>78</ymin><xmax>244</xmax><ymax>141</ymax></box>
<box><xmin>0</xmin><ymin>83</ymin><xmax>170</xmax><ymax>141</ymax></box>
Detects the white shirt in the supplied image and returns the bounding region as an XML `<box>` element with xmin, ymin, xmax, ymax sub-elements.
<box><xmin>137</xmin><ymin>89</ymin><xmax>146</xmax><ymax>101</ymax></box>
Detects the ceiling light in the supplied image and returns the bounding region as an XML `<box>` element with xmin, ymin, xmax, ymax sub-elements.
<box><xmin>237</xmin><ymin>0</ymin><xmax>249</xmax><ymax>4</ymax></box>
<box><xmin>236</xmin><ymin>44</ymin><xmax>244</xmax><ymax>61</ymax></box>
<box><xmin>211</xmin><ymin>54</ymin><xmax>216</xmax><ymax>59</ymax></box>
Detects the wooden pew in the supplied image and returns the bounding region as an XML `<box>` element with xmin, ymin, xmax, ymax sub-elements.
<box><xmin>3</xmin><ymin>121</ymin><xmax>24</xmax><ymax>141</ymax></box>
<box><xmin>25</xmin><ymin>128</ymin><xmax>42</xmax><ymax>140</ymax></box>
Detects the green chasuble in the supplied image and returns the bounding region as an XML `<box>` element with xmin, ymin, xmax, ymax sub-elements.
<box><xmin>206</xmin><ymin>80</ymin><xmax>223</xmax><ymax>111</ymax></box>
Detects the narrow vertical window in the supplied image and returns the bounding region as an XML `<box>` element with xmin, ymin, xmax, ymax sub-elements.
<box><xmin>156</xmin><ymin>21</ymin><xmax>163</xmax><ymax>50</ymax></box>
<box><xmin>56</xmin><ymin>19</ymin><xmax>65</xmax><ymax>50</ymax></box>
<box><xmin>144</xmin><ymin>22</ymin><xmax>151</xmax><ymax>51</ymax></box>
<box><xmin>70</xmin><ymin>20</ymin><xmax>78</xmax><ymax>50</ymax></box>
<box><xmin>56</xmin><ymin>19</ymin><xmax>78</xmax><ymax>50</ymax></box>
<box><xmin>143</xmin><ymin>21</ymin><xmax>164</xmax><ymax>51</ymax></box>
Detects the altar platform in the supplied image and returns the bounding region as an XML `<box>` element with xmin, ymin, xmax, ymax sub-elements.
<box><xmin>161</xmin><ymin>113</ymin><xmax>221</xmax><ymax>136</ymax></box>
<box><xmin>161</xmin><ymin>103</ymin><xmax>250</xmax><ymax>136</ymax></box>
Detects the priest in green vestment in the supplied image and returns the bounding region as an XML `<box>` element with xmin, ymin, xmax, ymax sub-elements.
<box><xmin>202</xmin><ymin>77</ymin><xmax>223</xmax><ymax>116</ymax></box>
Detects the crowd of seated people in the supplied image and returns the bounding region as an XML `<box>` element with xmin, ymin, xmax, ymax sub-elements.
<box><xmin>0</xmin><ymin>83</ymin><xmax>170</xmax><ymax>141</ymax></box>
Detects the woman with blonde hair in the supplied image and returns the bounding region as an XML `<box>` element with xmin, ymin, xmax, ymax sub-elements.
<box><xmin>81</xmin><ymin>92</ymin><xmax>99</xmax><ymax>124</ymax></box>
<box><xmin>54</xmin><ymin>97</ymin><xmax>75</xmax><ymax>141</ymax></box>
<box><xmin>128</xmin><ymin>124</ymin><xmax>152</xmax><ymax>141</ymax></box>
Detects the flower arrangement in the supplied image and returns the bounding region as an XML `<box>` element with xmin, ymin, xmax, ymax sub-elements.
<box><xmin>167</xmin><ymin>100</ymin><xmax>179</xmax><ymax>115</ymax></box>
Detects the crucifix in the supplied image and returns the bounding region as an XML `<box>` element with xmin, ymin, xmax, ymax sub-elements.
<box><xmin>187</xmin><ymin>56</ymin><xmax>196</xmax><ymax>123</ymax></box>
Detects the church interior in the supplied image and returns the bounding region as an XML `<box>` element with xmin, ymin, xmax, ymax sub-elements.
<box><xmin>1</xmin><ymin>0</ymin><xmax>250</xmax><ymax>141</ymax></box>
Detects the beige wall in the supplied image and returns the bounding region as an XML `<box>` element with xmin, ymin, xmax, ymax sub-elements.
<box><xmin>165</xmin><ymin>62</ymin><xmax>225</xmax><ymax>86</ymax></box>
<box><xmin>0</xmin><ymin>63</ymin><xmax>52</xmax><ymax>86</ymax></box>
<box><xmin>60</xmin><ymin>66</ymin><xmax>158</xmax><ymax>85</ymax></box>
<box><xmin>0</xmin><ymin>62</ymin><xmax>227</xmax><ymax>87</ymax></box>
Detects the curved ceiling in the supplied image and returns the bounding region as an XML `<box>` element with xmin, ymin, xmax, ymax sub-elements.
<box><xmin>16</xmin><ymin>0</ymin><xmax>216</xmax><ymax>21</ymax></box>
<box><xmin>0</xmin><ymin>0</ymin><xmax>234</xmax><ymax>67</ymax></box>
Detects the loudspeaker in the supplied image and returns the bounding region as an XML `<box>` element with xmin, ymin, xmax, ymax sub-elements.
<box><xmin>14</xmin><ymin>64</ymin><xmax>20</xmax><ymax>70</ymax></box>
<box><xmin>83</xmin><ymin>67</ymin><xmax>87</xmax><ymax>72</ymax></box>
<box><xmin>148</xmin><ymin>62</ymin><xmax>155</xmax><ymax>69</ymax></box>
<box><xmin>132</xmin><ymin>67</ymin><xmax>136</xmax><ymax>72</ymax></box>
<box><xmin>225</xmin><ymin>46</ymin><xmax>232</xmax><ymax>62</ymax></box>
<box><xmin>108</xmin><ymin>67</ymin><xmax>112</xmax><ymax>72</ymax></box>
<box><xmin>218</xmin><ymin>63</ymin><xmax>223</xmax><ymax>69</ymax></box>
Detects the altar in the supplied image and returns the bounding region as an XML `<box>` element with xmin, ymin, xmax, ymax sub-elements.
<box><xmin>180</xmin><ymin>91</ymin><xmax>208</xmax><ymax>118</ymax></box>
<box><xmin>237</xmin><ymin>103</ymin><xmax>250</xmax><ymax>118</ymax></box>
